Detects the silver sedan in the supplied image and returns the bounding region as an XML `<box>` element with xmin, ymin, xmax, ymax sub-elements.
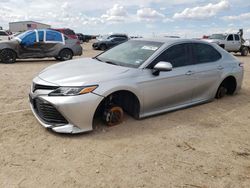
<box><xmin>29</xmin><ymin>38</ymin><xmax>244</xmax><ymax>134</ymax></box>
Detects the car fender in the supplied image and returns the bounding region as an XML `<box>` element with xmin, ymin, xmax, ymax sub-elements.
<box><xmin>0</xmin><ymin>41</ymin><xmax>19</xmax><ymax>56</ymax></box>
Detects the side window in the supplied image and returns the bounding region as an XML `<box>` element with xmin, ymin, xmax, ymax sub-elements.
<box><xmin>21</xmin><ymin>31</ymin><xmax>37</xmax><ymax>46</ymax></box>
<box><xmin>234</xmin><ymin>34</ymin><xmax>240</xmax><ymax>41</ymax></box>
<box><xmin>38</xmin><ymin>31</ymin><xmax>44</xmax><ymax>42</ymax></box>
<box><xmin>193</xmin><ymin>43</ymin><xmax>221</xmax><ymax>64</ymax></box>
<box><xmin>113</xmin><ymin>37</ymin><xmax>126</xmax><ymax>42</ymax></box>
<box><xmin>227</xmin><ymin>34</ymin><xmax>233</xmax><ymax>41</ymax></box>
<box><xmin>0</xmin><ymin>31</ymin><xmax>7</xmax><ymax>36</ymax></box>
<box><xmin>45</xmin><ymin>30</ymin><xmax>63</xmax><ymax>42</ymax></box>
<box><xmin>150</xmin><ymin>43</ymin><xmax>192</xmax><ymax>68</ymax></box>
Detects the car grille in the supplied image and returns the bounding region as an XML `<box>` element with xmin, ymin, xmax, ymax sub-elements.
<box><xmin>33</xmin><ymin>83</ymin><xmax>59</xmax><ymax>92</ymax></box>
<box><xmin>33</xmin><ymin>98</ymin><xmax>68</xmax><ymax>125</ymax></box>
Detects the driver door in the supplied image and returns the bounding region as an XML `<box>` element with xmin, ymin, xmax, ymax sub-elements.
<box><xmin>18</xmin><ymin>31</ymin><xmax>44</xmax><ymax>58</ymax></box>
<box><xmin>138</xmin><ymin>43</ymin><xmax>196</xmax><ymax>116</ymax></box>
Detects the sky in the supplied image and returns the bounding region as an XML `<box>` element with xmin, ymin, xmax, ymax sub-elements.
<box><xmin>0</xmin><ymin>0</ymin><xmax>250</xmax><ymax>38</ymax></box>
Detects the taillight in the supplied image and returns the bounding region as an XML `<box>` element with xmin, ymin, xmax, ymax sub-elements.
<box><xmin>76</xmin><ymin>40</ymin><xmax>81</xmax><ymax>45</ymax></box>
<box><xmin>239</xmin><ymin>62</ymin><xmax>244</xmax><ymax>67</ymax></box>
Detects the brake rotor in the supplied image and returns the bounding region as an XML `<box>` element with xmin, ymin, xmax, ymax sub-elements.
<box><xmin>104</xmin><ymin>106</ymin><xmax>124</xmax><ymax>127</ymax></box>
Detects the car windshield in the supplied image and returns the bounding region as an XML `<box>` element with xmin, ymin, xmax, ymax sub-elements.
<box><xmin>209</xmin><ymin>34</ymin><xmax>226</xmax><ymax>40</ymax></box>
<box><xmin>96</xmin><ymin>40</ymin><xmax>163</xmax><ymax>68</ymax></box>
<box><xmin>15</xmin><ymin>30</ymin><xmax>34</xmax><ymax>40</ymax></box>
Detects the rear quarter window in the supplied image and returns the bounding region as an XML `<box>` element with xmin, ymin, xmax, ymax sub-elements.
<box><xmin>193</xmin><ymin>43</ymin><xmax>221</xmax><ymax>64</ymax></box>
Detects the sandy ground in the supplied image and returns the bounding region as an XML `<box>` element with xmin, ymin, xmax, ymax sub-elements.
<box><xmin>0</xmin><ymin>42</ymin><xmax>250</xmax><ymax>188</ymax></box>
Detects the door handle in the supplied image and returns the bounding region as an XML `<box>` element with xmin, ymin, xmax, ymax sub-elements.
<box><xmin>217</xmin><ymin>66</ymin><xmax>224</xmax><ymax>70</ymax></box>
<box><xmin>185</xmin><ymin>70</ymin><xmax>194</xmax><ymax>75</ymax></box>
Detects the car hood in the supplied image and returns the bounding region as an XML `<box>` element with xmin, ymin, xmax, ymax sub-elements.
<box><xmin>0</xmin><ymin>40</ymin><xmax>18</xmax><ymax>49</ymax></box>
<box><xmin>38</xmin><ymin>58</ymin><xmax>131</xmax><ymax>86</ymax></box>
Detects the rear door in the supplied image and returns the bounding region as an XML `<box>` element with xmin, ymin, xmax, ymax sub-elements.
<box><xmin>191</xmin><ymin>43</ymin><xmax>223</xmax><ymax>101</ymax></box>
<box><xmin>43</xmin><ymin>30</ymin><xmax>64</xmax><ymax>57</ymax></box>
<box><xmin>233</xmin><ymin>34</ymin><xmax>241</xmax><ymax>51</ymax></box>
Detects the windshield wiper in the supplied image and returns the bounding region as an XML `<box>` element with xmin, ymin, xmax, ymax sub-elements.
<box><xmin>93</xmin><ymin>57</ymin><xmax>103</xmax><ymax>62</ymax></box>
<box><xmin>104</xmin><ymin>61</ymin><xmax>117</xmax><ymax>65</ymax></box>
<box><xmin>93</xmin><ymin>57</ymin><xmax>117</xmax><ymax>66</ymax></box>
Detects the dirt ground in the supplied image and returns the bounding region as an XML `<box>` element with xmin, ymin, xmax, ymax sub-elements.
<box><xmin>0</xmin><ymin>42</ymin><xmax>250</xmax><ymax>188</ymax></box>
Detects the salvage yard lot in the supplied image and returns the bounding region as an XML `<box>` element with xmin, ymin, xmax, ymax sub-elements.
<box><xmin>0</xmin><ymin>42</ymin><xmax>250</xmax><ymax>188</ymax></box>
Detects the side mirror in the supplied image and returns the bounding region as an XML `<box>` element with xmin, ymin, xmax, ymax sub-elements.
<box><xmin>152</xmin><ymin>61</ymin><xmax>173</xmax><ymax>76</ymax></box>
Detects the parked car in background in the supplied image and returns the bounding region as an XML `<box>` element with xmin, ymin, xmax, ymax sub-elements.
<box><xmin>52</xmin><ymin>28</ymin><xmax>78</xmax><ymax>39</ymax></box>
<box><xmin>0</xmin><ymin>30</ymin><xmax>10</xmax><ymax>41</ymax></box>
<box><xmin>203</xmin><ymin>32</ymin><xmax>250</xmax><ymax>56</ymax></box>
<box><xmin>97</xmin><ymin>33</ymin><xmax>128</xmax><ymax>41</ymax></box>
<box><xmin>0</xmin><ymin>29</ymin><xmax>82</xmax><ymax>63</ymax></box>
<box><xmin>93</xmin><ymin>36</ymin><xmax>128</xmax><ymax>50</ymax></box>
<box><xmin>76</xmin><ymin>33</ymin><xmax>94</xmax><ymax>43</ymax></box>
<box><xmin>29</xmin><ymin>38</ymin><xmax>243</xmax><ymax>134</ymax></box>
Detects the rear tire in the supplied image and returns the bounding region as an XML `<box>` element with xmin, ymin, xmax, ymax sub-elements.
<box><xmin>216</xmin><ymin>85</ymin><xmax>227</xmax><ymax>99</ymax></box>
<box><xmin>241</xmin><ymin>47</ymin><xmax>248</xmax><ymax>56</ymax></box>
<box><xmin>58</xmin><ymin>49</ymin><xmax>73</xmax><ymax>61</ymax></box>
<box><xmin>0</xmin><ymin>49</ymin><xmax>16</xmax><ymax>64</ymax></box>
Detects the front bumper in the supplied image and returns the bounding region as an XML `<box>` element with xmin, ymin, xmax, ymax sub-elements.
<box><xmin>29</xmin><ymin>80</ymin><xmax>104</xmax><ymax>134</ymax></box>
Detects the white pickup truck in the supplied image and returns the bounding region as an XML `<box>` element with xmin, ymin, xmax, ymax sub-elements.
<box><xmin>204</xmin><ymin>33</ymin><xmax>249</xmax><ymax>56</ymax></box>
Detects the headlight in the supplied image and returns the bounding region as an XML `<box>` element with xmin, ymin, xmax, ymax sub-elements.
<box><xmin>48</xmin><ymin>85</ymin><xmax>98</xmax><ymax>96</ymax></box>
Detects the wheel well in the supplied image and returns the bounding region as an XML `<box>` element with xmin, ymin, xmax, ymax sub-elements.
<box><xmin>94</xmin><ymin>90</ymin><xmax>141</xmax><ymax>119</ymax></box>
<box><xmin>221</xmin><ymin>76</ymin><xmax>237</xmax><ymax>95</ymax></box>
<box><xmin>59</xmin><ymin>48</ymin><xmax>74</xmax><ymax>56</ymax></box>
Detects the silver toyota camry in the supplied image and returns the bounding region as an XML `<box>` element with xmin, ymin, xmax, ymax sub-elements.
<box><xmin>29</xmin><ymin>38</ymin><xmax>244</xmax><ymax>134</ymax></box>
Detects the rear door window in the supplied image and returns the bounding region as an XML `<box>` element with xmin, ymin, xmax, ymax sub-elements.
<box><xmin>234</xmin><ymin>34</ymin><xmax>240</xmax><ymax>41</ymax></box>
<box><xmin>45</xmin><ymin>30</ymin><xmax>63</xmax><ymax>42</ymax></box>
<box><xmin>193</xmin><ymin>43</ymin><xmax>221</xmax><ymax>64</ymax></box>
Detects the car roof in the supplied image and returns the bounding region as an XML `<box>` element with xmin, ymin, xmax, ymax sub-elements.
<box><xmin>132</xmin><ymin>37</ymin><xmax>211</xmax><ymax>46</ymax></box>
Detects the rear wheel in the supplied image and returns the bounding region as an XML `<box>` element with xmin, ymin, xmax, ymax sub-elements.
<box><xmin>0</xmin><ymin>49</ymin><xmax>16</xmax><ymax>64</ymax></box>
<box><xmin>216</xmin><ymin>84</ymin><xmax>227</xmax><ymax>99</ymax></box>
<box><xmin>58</xmin><ymin>49</ymin><xmax>73</xmax><ymax>61</ymax></box>
<box><xmin>241</xmin><ymin>47</ymin><xmax>248</xmax><ymax>56</ymax></box>
<box><xmin>215</xmin><ymin>77</ymin><xmax>237</xmax><ymax>99</ymax></box>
